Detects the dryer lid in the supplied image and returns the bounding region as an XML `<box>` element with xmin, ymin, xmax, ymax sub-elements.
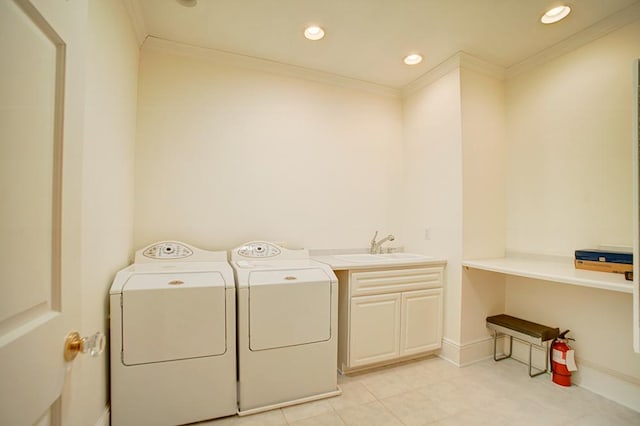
<box><xmin>248</xmin><ymin>268</ymin><xmax>330</xmax><ymax>286</ymax></box>
<box><xmin>122</xmin><ymin>271</ymin><xmax>226</xmax><ymax>291</ymax></box>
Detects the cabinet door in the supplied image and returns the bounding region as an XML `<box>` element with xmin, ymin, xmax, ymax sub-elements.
<box><xmin>400</xmin><ymin>289</ymin><xmax>443</xmax><ymax>355</ymax></box>
<box><xmin>349</xmin><ymin>293</ymin><xmax>401</xmax><ymax>368</ymax></box>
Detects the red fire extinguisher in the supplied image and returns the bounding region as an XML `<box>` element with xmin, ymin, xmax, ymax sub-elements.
<box><xmin>550</xmin><ymin>330</ymin><xmax>578</xmax><ymax>386</ymax></box>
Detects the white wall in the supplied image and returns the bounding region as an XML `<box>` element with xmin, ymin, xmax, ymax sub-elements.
<box><xmin>504</xmin><ymin>20</ymin><xmax>640</xmax><ymax>410</ymax></box>
<box><xmin>401</xmin><ymin>68</ymin><xmax>464</xmax><ymax>344</ymax></box>
<box><xmin>460</xmin><ymin>68</ymin><xmax>506</xmax><ymax>261</ymax></box>
<box><xmin>505</xmin><ymin>21</ymin><xmax>639</xmax><ymax>256</ymax></box>
<box><xmin>81</xmin><ymin>0</ymin><xmax>138</xmax><ymax>423</ymax></box>
<box><xmin>460</xmin><ymin>67</ymin><xmax>506</xmax><ymax>346</ymax></box>
<box><xmin>402</xmin><ymin>64</ymin><xmax>508</xmax><ymax>361</ymax></box>
<box><xmin>134</xmin><ymin>46</ymin><xmax>403</xmax><ymax>251</ymax></box>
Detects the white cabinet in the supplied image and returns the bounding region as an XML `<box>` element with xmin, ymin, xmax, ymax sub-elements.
<box><xmin>349</xmin><ymin>293</ymin><xmax>401</xmax><ymax>367</ymax></box>
<box><xmin>401</xmin><ymin>289</ymin><xmax>443</xmax><ymax>355</ymax></box>
<box><xmin>337</xmin><ymin>264</ymin><xmax>445</xmax><ymax>373</ymax></box>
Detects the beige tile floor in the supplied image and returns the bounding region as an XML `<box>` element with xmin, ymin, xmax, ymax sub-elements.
<box><xmin>199</xmin><ymin>356</ymin><xmax>640</xmax><ymax>425</ymax></box>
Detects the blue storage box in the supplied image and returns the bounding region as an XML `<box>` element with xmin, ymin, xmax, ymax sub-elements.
<box><xmin>574</xmin><ymin>249</ymin><xmax>632</xmax><ymax>265</ymax></box>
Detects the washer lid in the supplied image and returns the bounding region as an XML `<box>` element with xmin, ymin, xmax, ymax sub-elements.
<box><xmin>121</xmin><ymin>272</ymin><xmax>227</xmax><ymax>365</ymax></box>
<box><xmin>248</xmin><ymin>268</ymin><xmax>332</xmax><ymax>350</ymax></box>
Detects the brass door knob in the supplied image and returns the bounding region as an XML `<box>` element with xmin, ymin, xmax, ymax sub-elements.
<box><xmin>64</xmin><ymin>331</ymin><xmax>105</xmax><ymax>362</ymax></box>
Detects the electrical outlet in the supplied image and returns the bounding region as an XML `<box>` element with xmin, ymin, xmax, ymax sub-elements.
<box><xmin>424</xmin><ymin>228</ymin><xmax>431</xmax><ymax>240</ymax></box>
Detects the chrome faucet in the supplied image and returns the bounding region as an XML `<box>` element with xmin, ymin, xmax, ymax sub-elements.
<box><xmin>369</xmin><ymin>231</ymin><xmax>395</xmax><ymax>254</ymax></box>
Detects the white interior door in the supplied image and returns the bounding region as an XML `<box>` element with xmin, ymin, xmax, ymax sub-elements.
<box><xmin>0</xmin><ymin>0</ymin><xmax>86</xmax><ymax>424</ymax></box>
<box><xmin>634</xmin><ymin>58</ymin><xmax>639</xmax><ymax>354</ymax></box>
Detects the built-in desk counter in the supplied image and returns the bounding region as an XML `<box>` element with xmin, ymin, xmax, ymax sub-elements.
<box><xmin>462</xmin><ymin>254</ymin><xmax>633</xmax><ymax>294</ymax></box>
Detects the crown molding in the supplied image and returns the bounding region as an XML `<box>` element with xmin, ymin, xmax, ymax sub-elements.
<box><xmin>458</xmin><ymin>52</ymin><xmax>506</xmax><ymax>80</ymax></box>
<box><xmin>506</xmin><ymin>2</ymin><xmax>640</xmax><ymax>79</ymax></box>
<box><xmin>121</xmin><ymin>0</ymin><xmax>148</xmax><ymax>47</ymax></box>
<box><xmin>402</xmin><ymin>52</ymin><xmax>505</xmax><ymax>97</ymax></box>
<box><xmin>142</xmin><ymin>37</ymin><xmax>401</xmax><ymax>98</ymax></box>
<box><xmin>401</xmin><ymin>53</ymin><xmax>462</xmax><ymax>97</ymax></box>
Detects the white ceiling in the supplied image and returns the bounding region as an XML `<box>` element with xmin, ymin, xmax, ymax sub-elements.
<box><xmin>131</xmin><ymin>0</ymin><xmax>640</xmax><ymax>88</ymax></box>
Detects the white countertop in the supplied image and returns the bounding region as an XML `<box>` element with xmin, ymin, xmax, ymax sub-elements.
<box><xmin>312</xmin><ymin>253</ymin><xmax>447</xmax><ymax>271</ymax></box>
<box><xmin>462</xmin><ymin>254</ymin><xmax>633</xmax><ymax>294</ymax></box>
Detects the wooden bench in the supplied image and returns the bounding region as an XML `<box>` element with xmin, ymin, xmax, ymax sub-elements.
<box><xmin>486</xmin><ymin>314</ymin><xmax>559</xmax><ymax>377</ymax></box>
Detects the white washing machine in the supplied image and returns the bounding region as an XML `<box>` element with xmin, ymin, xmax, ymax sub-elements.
<box><xmin>231</xmin><ymin>241</ymin><xmax>341</xmax><ymax>415</ymax></box>
<box><xmin>109</xmin><ymin>241</ymin><xmax>237</xmax><ymax>426</ymax></box>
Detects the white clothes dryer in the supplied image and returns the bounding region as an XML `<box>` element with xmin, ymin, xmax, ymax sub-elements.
<box><xmin>231</xmin><ymin>241</ymin><xmax>341</xmax><ymax>415</ymax></box>
<box><xmin>109</xmin><ymin>241</ymin><xmax>236</xmax><ymax>426</ymax></box>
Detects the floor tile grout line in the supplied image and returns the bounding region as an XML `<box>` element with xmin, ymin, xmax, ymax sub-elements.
<box><xmin>378</xmin><ymin>395</ymin><xmax>415</xmax><ymax>426</ymax></box>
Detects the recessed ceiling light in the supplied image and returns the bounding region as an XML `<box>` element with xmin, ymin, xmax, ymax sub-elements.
<box><xmin>176</xmin><ymin>0</ymin><xmax>198</xmax><ymax>7</ymax></box>
<box><xmin>541</xmin><ymin>5</ymin><xmax>571</xmax><ymax>24</ymax></box>
<box><xmin>403</xmin><ymin>53</ymin><xmax>423</xmax><ymax>65</ymax></box>
<box><xmin>304</xmin><ymin>26</ymin><xmax>325</xmax><ymax>41</ymax></box>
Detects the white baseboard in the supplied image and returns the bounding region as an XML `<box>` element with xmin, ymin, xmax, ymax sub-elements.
<box><xmin>565</xmin><ymin>359</ymin><xmax>640</xmax><ymax>413</ymax></box>
<box><xmin>439</xmin><ymin>336</ymin><xmax>495</xmax><ymax>366</ymax></box>
<box><xmin>95</xmin><ymin>405</ymin><xmax>110</xmax><ymax>426</ymax></box>
<box><xmin>437</xmin><ymin>338</ymin><xmax>460</xmax><ymax>365</ymax></box>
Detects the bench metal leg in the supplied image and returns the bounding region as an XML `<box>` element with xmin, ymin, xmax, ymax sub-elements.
<box><xmin>493</xmin><ymin>330</ymin><xmax>549</xmax><ymax>378</ymax></box>
<box><xmin>528</xmin><ymin>341</ymin><xmax>549</xmax><ymax>378</ymax></box>
<box><xmin>493</xmin><ymin>330</ymin><xmax>512</xmax><ymax>361</ymax></box>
